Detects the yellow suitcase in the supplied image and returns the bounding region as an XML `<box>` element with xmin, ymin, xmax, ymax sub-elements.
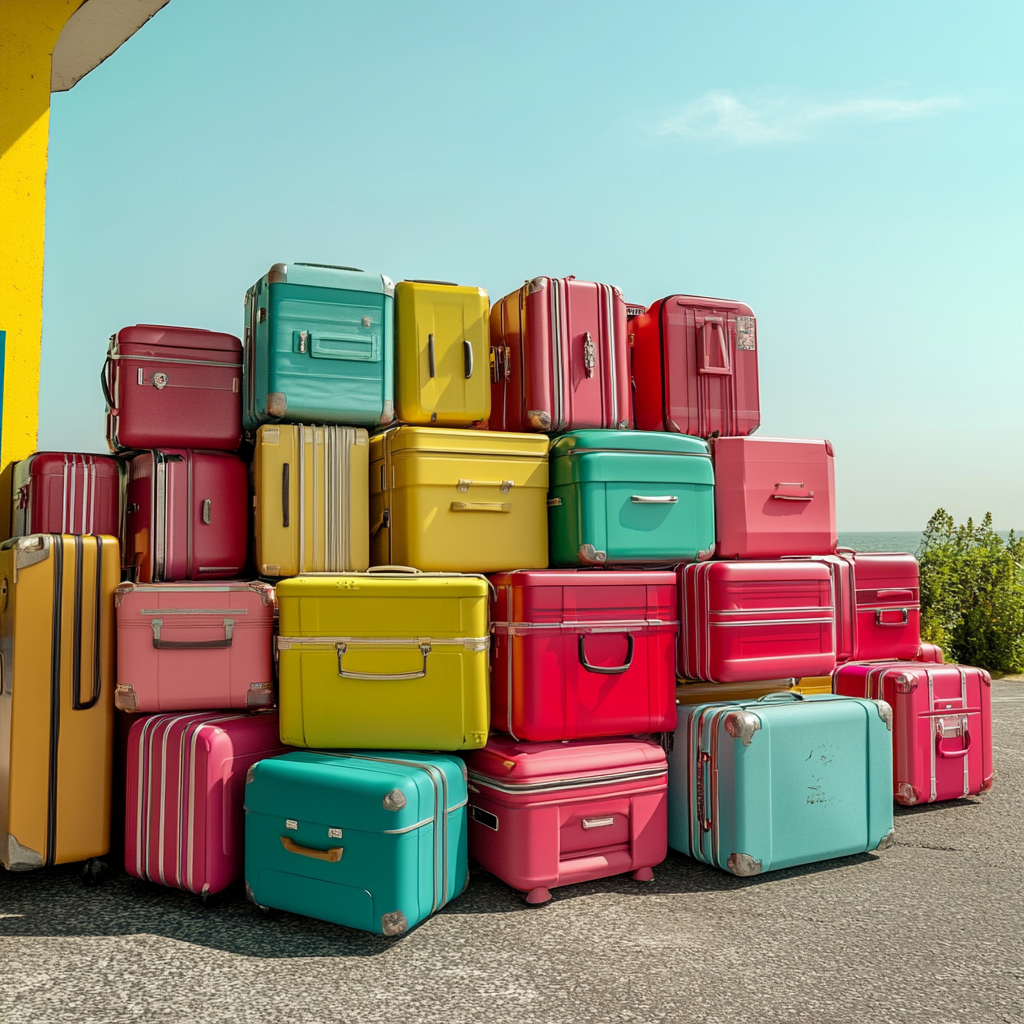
<box><xmin>676</xmin><ymin>679</ymin><xmax>799</xmax><ymax>705</ymax></box>
<box><xmin>394</xmin><ymin>281</ymin><xmax>490</xmax><ymax>426</ymax></box>
<box><xmin>792</xmin><ymin>675</ymin><xmax>834</xmax><ymax>695</ymax></box>
<box><xmin>0</xmin><ymin>534</ymin><xmax>119</xmax><ymax>871</ymax></box>
<box><xmin>276</xmin><ymin>569</ymin><xmax>490</xmax><ymax>750</ymax></box>
<box><xmin>370</xmin><ymin>426</ymin><xmax>549</xmax><ymax>573</ymax></box>
<box><xmin>253</xmin><ymin>424</ymin><xmax>370</xmax><ymax>577</ymax></box>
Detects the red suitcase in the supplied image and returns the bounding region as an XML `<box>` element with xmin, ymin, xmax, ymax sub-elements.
<box><xmin>463</xmin><ymin>735</ymin><xmax>668</xmax><ymax>904</ymax></box>
<box><xmin>123</xmin><ymin>449</ymin><xmax>248</xmax><ymax>582</ymax></box>
<box><xmin>629</xmin><ymin>294</ymin><xmax>759</xmax><ymax>438</ymax></box>
<box><xmin>489</xmin><ymin>569</ymin><xmax>678</xmax><ymax>741</ymax></box>
<box><xmin>711</xmin><ymin>436</ymin><xmax>836</xmax><ymax>559</ymax></box>
<box><xmin>679</xmin><ymin>561</ymin><xmax>836</xmax><ymax>683</ymax></box>
<box><xmin>833</xmin><ymin>662</ymin><xmax>992</xmax><ymax>804</ymax></box>
<box><xmin>489</xmin><ymin>276</ymin><xmax>632</xmax><ymax>433</ymax></box>
<box><xmin>102</xmin><ymin>324</ymin><xmax>243</xmax><ymax>452</ymax></box>
<box><xmin>11</xmin><ymin>451</ymin><xmax>121</xmax><ymax>537</ymax></box>
<box><xmin>915</xmin><ymin>642</ymin><xmax>944</xmax><ymax>663</ymax></box>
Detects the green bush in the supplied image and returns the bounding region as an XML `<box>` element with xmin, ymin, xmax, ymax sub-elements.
<box><xmin>918</xmin><ymin>510</ymin><xmax>1024</xmax><ymax>674</ymax></box>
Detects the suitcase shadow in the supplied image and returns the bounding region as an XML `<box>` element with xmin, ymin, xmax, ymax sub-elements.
<box><xmin>894</xmin><ymin>796</ymin><xmax>985</xmax><ymax>817</ymax></box>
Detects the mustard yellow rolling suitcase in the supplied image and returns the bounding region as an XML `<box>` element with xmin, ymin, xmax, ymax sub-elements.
<box><xmin>253</xmin><ymin>424</ymin><xmax>370</xmax><ymax>577</ymax></box>
<box><xmin>394</xmin><ymin>281</ymin><xmax>490</xmax><ymax>426</ymax></box>
<box><xmin>0</xmin><ymin>534</ymin><xmax>119</xmax><ymax>871</ymax></box>
<box><xmin>676</xmin><ymin>679</ymin><xmax>799</xmax><ymax>704</ymax></box>
<box><xmin>370</xmin><ymin>426</ymin><xmax>549</xmax><ymax>573</ymax></box>
<box><xmin>792</xmin><ymin>676</ymin><xmax>833</xmax><ymax>695</ymax></box>
<box><xmin>276</xmin><ymin>569</ymin><xmax>490</xmax><ymax>750</ymax></box>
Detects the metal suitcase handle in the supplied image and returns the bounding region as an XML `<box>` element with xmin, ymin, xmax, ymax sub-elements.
<box><xmin>755</xmin><ymin>691</ymin><xmax>804</xmax><ymax>702</ymax></box>
<box><xmin>630</xmin><ymin>495</ymin><xmax>678</xmax><ymax>504</ymax></box>
<box><xmin>428</xmin><ymin>333</ymin><xmax>436</xmax><ymax>378</ymax></box>
<box><xmin>280</xmin><ymin>836</ymin><xmax>343</xmax><ymax>862</ymax></box>
<box><xmin>578</xmin><ymin>633</ymin><xmax>634</xmax><ymax>675</ymax></box>
<box><xmin>771</xmin><ymin>483</ymin><xmax>813</xmax><ymax>502</ymax></box>
<box><xmin>335</xmin><ymin>640</ymin><xmax>431</xmax><ymax>680</ymax></box>
<box><xmin>151</xmin><ymin>617</ymin><xmax>235</xmax><ymax>649</ymax></box>
<box><xmin>450</xmin><ymin>501</ymin><xmax>511</xmax><ymax>513</ymax></box>
<box><xmin>876</xmin><ymin>608</ymin><xmax>909</xmax><ymax>626</ymax></box>
<box><xmin>464</xmin><ymin>340</ymin><xmax>474</xmax><ymax>378</ymax></box>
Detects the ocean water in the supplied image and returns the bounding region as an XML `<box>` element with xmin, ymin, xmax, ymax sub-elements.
<box><xmin>838</xmin><ymin>531</ymin><xmax>1017</xmax><ymax>554</ymax></box>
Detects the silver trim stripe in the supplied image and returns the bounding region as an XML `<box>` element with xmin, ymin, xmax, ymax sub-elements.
<box><xmin>277</xmin><ymin>634</ymin><xmax>489</xmax><ymax>651</ymax></box>
<box><xmin>467</xmin><ymin>765</ymin><xmax>666</xmax><ymax>795</ymax></box>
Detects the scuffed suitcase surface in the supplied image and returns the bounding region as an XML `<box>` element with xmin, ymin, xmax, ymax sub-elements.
<box><xmin>11</xmin><ymin>453</ymin><xmax>122</xmax><ymax>538</ymax></box>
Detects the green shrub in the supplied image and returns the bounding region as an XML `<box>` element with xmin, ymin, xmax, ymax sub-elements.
<box><xmin>918</xmin><ymin>510</ymin><xmax>1024</xmax><ymax>674</ymax></box>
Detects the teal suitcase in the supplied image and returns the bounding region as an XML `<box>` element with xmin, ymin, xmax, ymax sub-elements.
<box><xmin>667</xmin><ymin>692</ymin><xmax>895</xmax><ymax>876</ymax></box>
<box><xmin>548</xmin><ymin>429</ymin><xmax>715</xmax><ymax>566</ymax></box>
<box><xmin>243</xmin><ymin>263</ymin><xmax>395</xmax><ymax>430</ymax></box>
<box><xmin>244</xmin><ymin>750</ymin><xmax>467</xmax><ymax>936</ymax></box>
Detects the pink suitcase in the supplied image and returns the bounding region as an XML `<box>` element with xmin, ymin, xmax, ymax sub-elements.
<box><xmin>489</xmin><ymin>276</ymin><xmax>632</xmax><ymax>433</ymax></box>
<box><xmin>123</xmin><ymin>449</ymin><xmax>248</xmax><ymax>582</ymax></box>
<box><xmin>463</xmin><ymin>735</ymin><xmax>667</xmax><ymax>904</ymax></box>
<box><xmin>489</xmin><ymin>569</ymin><xmax>678</xmax><ymax>741</ymax></box>
<box><xmin>114</xmin><ymin>580</ymin><xmax>276</xmax><ymax>713</ymax></box>
<box><xmin>711</xmin><ymin>436</ymin><xmax>837</xmax><ymax>559</ymax></box>
<box><xmin>679</xmin><ymin>560</ymin><xmax>836</xmax><ymax>683</ymax></box>
<box><xmin>915</xmin><ymin>642</ymin><xmax>944</xmax><ymax>663</ymax></box>
<box><xmin>125</xmin><ymin>711</ymin><xmax>289</xmax><ymax>896</ymax></box>
<box><xmin>11</xmin><ymin>451</ymin><xmax>121</xmax><ymax>538</ymax></box>
<box><xmin>833</xmin><ymin>662</ymin><xmax>992</xmax><ymax>804</ymax></box>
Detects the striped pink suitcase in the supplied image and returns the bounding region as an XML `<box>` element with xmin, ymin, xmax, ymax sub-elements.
<box><xmin>125</xmin><ymin>711</ymin><xmax>288</xmax><ymax>897</ymax></box>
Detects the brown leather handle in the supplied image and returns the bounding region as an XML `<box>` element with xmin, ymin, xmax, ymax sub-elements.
<box><xmin>280</xmin><ymin>835</ymin><xmax>343</xmax><ymax>862</ymax></box>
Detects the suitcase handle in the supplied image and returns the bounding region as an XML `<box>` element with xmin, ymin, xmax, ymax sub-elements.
<box><xmin>877</xmin><ymin>589</ymin><xmax>915</xmax><ymax>601</ymax></box>
<box><xmin>699</xmin><ymin>319</ymin><xmax>732</xmax><ymax>376</ymax></box>
<box><xmin>937</xmin><ymin>729</ymin><xmax>971</xmax><ymax>759</ymax></box>
<box><xmin>578</xmin><ymin>633</ymin><xmax>634</xmax><ymax>675</ymax></box>
<box><xmin>366</xmin><ymin>564</ymin><xmax>420</xmax><ymax>574</ymax></box>
<box><xmin>428</xmin><ymin>334</ymin><xmax>436</xmax><ymax>377</ymax></box>
<box><xmin>772</xmin><ymin>484</ymin><xmax>813</xmax><ymax>501</ymax></box>
<box><xmin>875</xmin><ymin>608</ymin><xmax>909</xmax><ymax>626</ymax></box>
<box><xmin>755</xmin><ymin>691</ymin><xmax>804</xmax><ymax>702</ymax></box>
<box><xmin>450</xmin><ymin>501</ymin><xmax>511</xmax><ymax>513</ymax></box>
<box><xmin>151</xmin><ymin>617</ymin><xmax>235</xmax><ymax>649</ymax></box>
<box><xmin>282</xmin><ymin>464</ymin><xmax>290</xmax><ymax>528</ymax></box>
<box><xmin>630</xmin><ymin>495</ymin><xmax>678</xmax><ymax>504</ymax></box>
<box><xmin>464</xmin><ymin>339</ymin><xmax>474</xmax><ymax>378</ymax></box>
<box><xmin>99</xmin><ymin>361</ymin><xmax>117</xmax><ymax>413</ymax></box>
<box><xmin>280</xmin><ymin>835</ymin><xmax>344</xmax><ymax>862</ymax></box>
<box><xmin>335</xmin><ymin>640</ymin><xmax>431</xmax><ymax>680</ymax></box>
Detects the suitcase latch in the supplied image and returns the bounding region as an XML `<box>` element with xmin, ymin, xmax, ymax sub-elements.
<box><xmin>937</xmin><ymin>715</ymin><xmax>966</xmax><ymax>739</ymax></box>
<box><xmin>582</xmin><ymin>332</ymin><xmax>596</xmax><ymax>378</ymax></box>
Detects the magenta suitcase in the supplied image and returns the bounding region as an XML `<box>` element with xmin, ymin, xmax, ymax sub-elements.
<box><xmin>123</xmin><ymin>449</ymin><xmax>248</xmax><ymax>582</ymax></box>
<box><xmin>102</xmin><ymin>324</ymin><xmax>243</xmax><ymax>452</ymax></box>
<box><xmin>679</xmin><ymin>561</ymin><xmax>837</xmax><ymax>683</ymax></box>
<box><xmin>915</xmin><ymin>642</ymin><xmax>944</xmax><ymax>663</ymax></box>
<box><xmin>833</xmin><ymin>662</ymin><xmax>993</xmax><ymax>804</ymax></box>
<box><xmin>11</xmin><ymin>451</ymin><xmax>121</xmax><ymax>538</ymax></box>
<box><xmin>125</xmin><ymin>711</ymin><xmax>289</xmax><ymax>896</ymax></box>
<box><xmin>711</xmin><ymin>436</ymin><xmax>836</xmax><ymax>559</ymax></box>
<box><xmin>463</xmin><ymin>735</ymin><xmax>667</xmax><ymax>904</ymax></box>
<box><xmin>114</xmin><ymin>580</ymin><xmax>276</xmax><ymax>713</ymax></box>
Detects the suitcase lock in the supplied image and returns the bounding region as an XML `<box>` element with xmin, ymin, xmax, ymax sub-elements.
<box><xmin>582</xmin><ymin>332</ymin><xmax>596</xmax><ymax>378</ymax></box>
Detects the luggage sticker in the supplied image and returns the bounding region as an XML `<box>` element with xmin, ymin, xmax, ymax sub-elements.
<box><xmin>735</xmin><ymin>317</ymin><xmax>756</xmax><ymax>351</ymax></box>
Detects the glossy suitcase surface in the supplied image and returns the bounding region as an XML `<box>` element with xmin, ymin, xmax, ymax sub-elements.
<box><xmin>0</xmin><ymin>535</ymin><xmax>119</xmax><ymax>870</ymax></box>
<box><xmin>245</xmin><ymin>750</ymin><xmax>467</xmax><ymax>935</ymax></box>
<box><xmin>123</xmin><ymin>449</ymin><xmax>248</xmax><ymax>582</ymax></box>
<box><xmin>668</xmin><ymin>693</ymin><xmax>894</xmax><ymax>875</ymax></box>
<box><xmin>276</xmin><ymin>570</ymin><xmax>490</xmax><ymax>750</ymax></box>
<box><xmin>253</xmin><ymin>424</ymin><xmax>369</xmax><ymax>577</ymax></box>
<box><xmin>548</xmin><ymin>430</ymin><xmax>715</xmax><ymax>567</ymax></box>
<box><xmin>630</xmin><ymin>295</ymin><xmax>760</xmax><ymax>438</ymax></box>
<box><xmin>12</xmin><ymin>452</ymin><xmax>121</xmax><ymax>538</ymax></box>
<box><xmin>489</xmin><ymin>569</ymin><xmax>678</xmax><ymax>741</ymax></box>
<box><xmin>114</xmin><ymin>581</ymin><xmax>276</xmax><ymax>713</ymax></box>
<box><xmin>463</xmin><ymin>736</ymin><xmax>667</xmax><ymax>903</ymax></box>
<box><xmin>846</xmin><ymin>552</ymin><xmax>921</xmax><ymax>661</ymax></box>
<box><xmin>125</xmin><ymin>711</ymin><xmax>288</xmax><ymax>894</ymax></box>
<box><xmin>833</xmin><ymin>662</ymin><xmax>992</xmax><ymax>804</ymax></box>
<box><xmin>102</xmin><ymin>324</ymin><xmax>243</xmax><ymax>452</ymax></box>
<box><xmin>915</xmin><ymin>643</ymin><xmax>944</xmax><ymax>663</ymax></box>
<box><xmin>370</xmin><ymin>426</ymin><xmax>549</xmax><ymax>573</ymax></box>
<box><xmin>394</xmin><ymin>281</ymin><xmax>490</xmax><ymax>426</ymax></box>
<box><xmin>243</xmin><ymin>262</ymin><xmax>395</xmax><ymax>430</ymax></box>
<box><xmin>489</xmin><ymin>276</ymin><xmax>631</xmax><ymax>433</ymax></box>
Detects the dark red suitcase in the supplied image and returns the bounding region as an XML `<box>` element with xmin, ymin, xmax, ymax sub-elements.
<box><xmin>11</xmin><ymin>452</ymin><xmax>121</xmax><ymax>537</ymax></box>
<box><xmin>123</xmin><ymin>450</ymin><xmax>248</xmax><ymax>582</ymax></box>
<box><xmin>102</xmin><ymin>324</ymin><xmax>243</xmax><ymax>452</ymax></box>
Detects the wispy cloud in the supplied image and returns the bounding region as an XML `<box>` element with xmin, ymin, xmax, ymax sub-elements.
<box><xmin>657</xmin><ymin>92</ymin><xmax>966</xmax><ymax>145</ymax></box>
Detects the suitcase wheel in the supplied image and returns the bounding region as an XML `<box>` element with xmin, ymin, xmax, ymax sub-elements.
<box><xmin>524</xmin><ymin>887</ymin><xmax>551</xmax><ymax>906</ymax></box>
<box><xmin>200</xmin><ymin>888</ymin><xmax>224</xmax><ymax>909</ymax></box>
<box><xmin>80</xmin><ymin>858</ymin><xmax>110</xmax><ymax>886</ymax></box>
<box><xmin>632</xmin><ymin>867</ymin><xmax>655</xmax><ymax>883</ymax></box>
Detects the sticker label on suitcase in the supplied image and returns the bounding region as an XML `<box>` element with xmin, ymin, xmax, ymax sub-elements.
<box><xmin>735</xmin><ymin>316</ymin><xmax>756</xmax><ymax>350</ymax></box>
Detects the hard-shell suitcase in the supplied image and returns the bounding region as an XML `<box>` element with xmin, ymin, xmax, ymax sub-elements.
<box><xmin>548</xmin><ymin>430</ymin><xmax>715</xmax><ymax>567</ymax></box>
<box><xmin>123</xmin><ymin>449</ymin><xmax>248</xmax><ymax>582</ymax></box>
<box><xmin>245</xmin><ymin>750</ymin><xmax>468</xmax><ymax>935</ymax></box>
<box><xmin>243</xmin><ymin>262</ymin><xmax>395</xmax><ymax>430</ymax></box>
<box><xmin>489</xmin><ymin>276</ymin><xmax>631</xmax><ymax>433</ymax></box>
<box><xmin>394</xmin><ymin>281</ymin><xmax>490</xmax><ymax>426</ymax></box>
<box><xmin>915</xmin><ymin>643</ymin><xmax>944</xmax><ymax>663</ymax></box>
<box><xmin>125</xmin><ymin>711</ymin><xmax>288</xmax><ymax>895</ymax></box>
<box><xmin>489</xmin><ymin>569</ymin><xmax>678</xmax><ymax>741</ymax></box>
<box><xmin>667</xmin><ymin>692</ymin><xmax>894</xmax><ymax>875</ymax></box>
<box><xmin>629</xmin><ymin>294</ymin><xmax>760</xmax><ymax>438</ymax></box>
<box><xmin>101</xmin><ymin>324</ymin><xmax>243</xmax><ymax>452</ymax></box>
<box><xmin>676</xmin><ymin>680</ymin><xmax>799</xmax><ymax>704</ymax></box>
<box><xmin>833</xmin><ymin>662</ymin><xmax>992</xmax><ymax>804</ymax></box>
<box><xmin>463</xmin><ymin>736</ymin><xmax>667</xmax><ymax>904</ymax></box>
<box><xmin>12</xmin><ymin>452</ymin><xmax>121</xmax><ymax>538</ymax></box>
<box><xmin>370</xmin><ymin>426</ymin><xmax>549</xmax><ymax>573</ymax></box>
<box><xmin>0</xmin><ymin>534</ymin><xmax>119</xmax><ymax>870</ymax></box>
<box><xmin>114</xmin><ymin>581</ymin><xmax>276</xmax><ymax>713</ymax></box>
<box><xmin>253</xmin><ymin>424</ymin><xmax>369</xmax><ymax>577</ymax></box>
<box><xmin>711</xmin><ymin>436</ymin><xmax>836</xmax><ymax>559</ymax></box>
<box><xmin>791</xmin><ymin>676</ymin><xmax>833</xmax><ymax>695</ymax></box>
<box><xmin>679</xmin><ymin>561</ymin><xmax>836</xmax><ymax>683</ymax></box>
<box><xmin>276</xmin><ymin>569</ymin><xmax>490</xmax><ymax>750</ymax></box>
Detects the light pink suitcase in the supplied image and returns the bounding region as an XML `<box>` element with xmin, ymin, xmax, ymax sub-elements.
<box><xmin>125</xmin><ymin>711</ymin><xmax>289</xmax><ymax>897</ymax></box>
<box><xmin>114</xmin><ymin>581</ymin><xmax>276</xmax><ymax>713</ymax></box>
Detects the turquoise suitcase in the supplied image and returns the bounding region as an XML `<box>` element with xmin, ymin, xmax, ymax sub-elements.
<box><xmin>243</xmin><ymin>263</ymin><xmax>395</xmax><ymax>430</ymax></box>
<box><xmin>244</xmin><ymin>750</ymin><xmax>467</xmax><ymax>936</ymax></box>
<box><xmin>667</xmin><ymin>692</ymin><xmax>894</xmax><ymax>876</ymax></box>
<box><xmin>548</xmin><ymin>429</ymin><xmax>715</xmax><ymax>566</ymax></box>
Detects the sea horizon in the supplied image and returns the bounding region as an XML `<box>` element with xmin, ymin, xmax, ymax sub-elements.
<box><xmin>838</xmin><ymin>530</ymin><xmax>1018</xmax><ymax>554</ymax></box>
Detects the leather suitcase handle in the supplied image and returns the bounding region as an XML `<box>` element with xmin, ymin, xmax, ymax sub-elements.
<box><xmin>280</xmin><ymin>836</ymin><xmax>343</xmax><ymax>862</ymax></box>
<box><xmin>99</xmin><ymin>362</ymin><xmax>117</xmax><ymax>412</ymax></box>
<box><xmin>151</xmin><ymin>617</ymin><xmax>235</xmax><ymax>649</ymax></box>
<box><xmin>282</xmin><ymin>463</ymin><xmax>290</xmax><ymax>528</ymax></box>
<box><xmin>428</xmin><ymin>334</ymin><xmax>436</xmax><ymax>378</ymax></box>
<box><xmin>578</xmin><ymin>633</ymin><xmax>634</xmax><ymax>675</ymax></box>
<box><xmin>450</xmin><ymin>501</ymin><xmax>511</xmax><ymax>513</ymax></box>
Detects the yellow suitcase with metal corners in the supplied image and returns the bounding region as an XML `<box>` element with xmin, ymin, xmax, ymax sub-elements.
<box><xmin>792</xmin><ymin>675</ymin><xmax>834</xmax><ymax>695</ymax></box>
<box><xmin>676</xmin><ymin>679</ymin><xmax>799</xmax><ymax>705</ymax></box>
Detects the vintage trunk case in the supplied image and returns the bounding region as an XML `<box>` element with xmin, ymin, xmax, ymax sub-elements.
<box><xmin>12</xmin><ymin>452</ymin><xmax>122</xmax><ymax>539</ymax></box>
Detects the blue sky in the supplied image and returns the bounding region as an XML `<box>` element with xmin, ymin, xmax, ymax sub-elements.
<box><xmin>40</xmin><ymin>0</ymin><xmax>1023</xmax><ymax>530</ymax></box>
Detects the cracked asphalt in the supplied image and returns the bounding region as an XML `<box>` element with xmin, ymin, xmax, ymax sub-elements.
<box><xmin>1</xmin><ymin>680</ymin><xmax>1021</xmax><ymax>1024</ymax></box>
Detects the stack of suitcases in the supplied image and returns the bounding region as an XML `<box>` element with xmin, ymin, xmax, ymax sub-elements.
<box><xmin>0</xmin><ymin>266</ymin><xmax>993</xmax><ymax>935</ymax></box>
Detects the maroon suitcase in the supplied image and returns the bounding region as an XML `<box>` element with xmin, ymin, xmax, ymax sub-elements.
<box><xmin>489</xmin><ymin>276</ymin><xmax>632</xmax><ymax>433</ymax></box>
<box><xmin>102</xmin><ymin>324</ymin><xmax>243</xmax><ymax>452</ymax></box>
<box><xmin>123</xmin><ymin>449</ymin><xmax>248</xmax><ymax>582</ymax></box>
<box><xmin>11</xmin><ymin>452</ymin><xmax>121</xmax><ymax>537</ymax></box>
